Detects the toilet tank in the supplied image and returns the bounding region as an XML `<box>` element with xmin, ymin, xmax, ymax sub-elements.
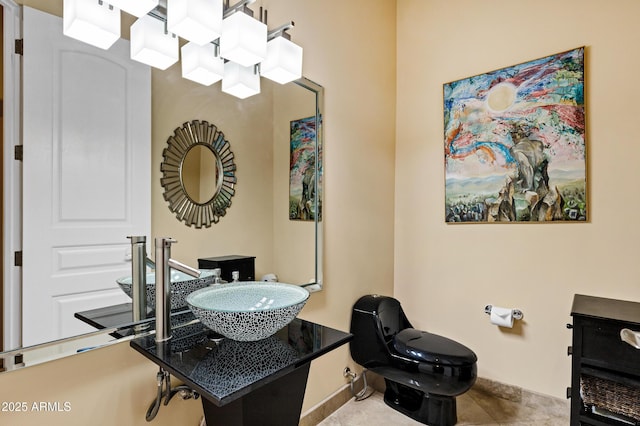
<box><xmin>350</xmin><ymin>295</ymin><xmax>412</xmax><ymax>367</ymax></box>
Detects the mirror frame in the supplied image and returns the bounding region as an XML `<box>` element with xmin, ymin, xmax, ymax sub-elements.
<box><xmin>161</xmin><ymin>120</ymin><xmax>237</xmax><ymax>228</ymax></box>
<box><xmin>295</xmin><ymin>77</ymin><xmax>324</xmax><ymax>292</ymax></box>
<box><xmin>0</xmin><ymin>76</ymin><xmax>324</xmax><ymax>372</ymax></box>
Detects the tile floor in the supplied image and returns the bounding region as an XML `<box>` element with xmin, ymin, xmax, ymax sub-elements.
<box><xmin>317</xmin><ymin>388</ymin><xmax>570</xmax><ymax>426</ymax></box>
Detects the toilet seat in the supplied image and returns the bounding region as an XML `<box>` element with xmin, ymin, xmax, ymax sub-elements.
<box><xmin>393</xmin><ymin>328</ymin><xmax>477</xmax><ymax>366</ymax></box>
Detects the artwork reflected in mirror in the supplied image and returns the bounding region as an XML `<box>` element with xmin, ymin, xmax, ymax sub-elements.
<box><xmin>289</xmin><ymin>116</ymin><xmax>322</xmax><ymax>221</ymax></box>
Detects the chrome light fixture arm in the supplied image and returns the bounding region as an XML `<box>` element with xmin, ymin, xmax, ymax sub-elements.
<box><xmin>223</xmin><ymin>0</ymin><xmax>257</xmax><ymax>18</ymax></box>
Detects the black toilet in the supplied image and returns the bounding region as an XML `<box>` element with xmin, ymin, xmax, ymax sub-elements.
<box><xmin>350</xmin><ymin>295</ymin><xmax>477</xmax><ymax>426</ymax></box>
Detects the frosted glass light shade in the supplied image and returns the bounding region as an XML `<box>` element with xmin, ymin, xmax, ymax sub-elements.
<box><xmin>63</xmin><ymin>0</ymin><xmax>120</xmax><ymax>50</ymax></box>
<box><xmin>220</xmin><ymin>12</ymin><xmax>267</xmax><ymax>67</ymax></box>
<box><xmin>260</xmin><ymin>37</ymin><xmax>303</xmax><ymax>84</ymax></box>
<box><xmin>130</xmin><ymin>15</ymin><xmax>179</xmax><ymax>70</ymax></box>
<box><xmin>221</xmin><ymin>62</ymin><xmax>260</xmax><ymax>99</ymax></box>
<box><xmin>181</xmin><ymin>42</ymin><xmax>224</xmax><ymax>86</ymax></box>
<box><xmin>107</xmin><ymin>0</ymin><xmax>159</xmax><ymax>17</ymax></box>
<box><xmin>167</xmin><ymin>0</ymin><xmax>223</xmax><ymax>46</ymax></box>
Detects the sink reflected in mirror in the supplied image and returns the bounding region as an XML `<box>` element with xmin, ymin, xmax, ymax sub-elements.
<box><xmin>116</xmin><ymin>270</ymin><xmax>217</xmax><ymax>311</ymax></box>
<box><xmin>186</xmin><ymin>282</ymin><xmax>310</xmax><ymax>341</ymax></box>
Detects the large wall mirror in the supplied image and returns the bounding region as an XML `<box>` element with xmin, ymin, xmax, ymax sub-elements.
<box><xmin>1</xmin><ymin>4</ymin><xmax>323</xmax><ymax>372</ymax></box>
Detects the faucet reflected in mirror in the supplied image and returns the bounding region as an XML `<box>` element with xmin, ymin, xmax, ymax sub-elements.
<box><xmin>127</xmin><ymin>236</ymin><xmax>204</xmax><ymax>341</ymax></box>
<box><xmin>128</xmin><ymin>236</ymin><xmax>153</xmax><ymax>328</ymax></box>
<box><xmin>154</xmin><ymin>237</ymin><xmax>201</xmax><ymax>342</ymax></box>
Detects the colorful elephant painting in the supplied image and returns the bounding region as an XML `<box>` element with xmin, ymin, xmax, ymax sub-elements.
<box><xmin>444</xmin><ymin>47</ymin><xmax>586</xmax><ymax>222</ymax></box>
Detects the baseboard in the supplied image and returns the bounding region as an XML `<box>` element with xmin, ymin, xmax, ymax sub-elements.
<box><xmin>299</xmin><ymin>384</ymin><xmax>353</xmax><ymax>426</ymax></box>
<box><xmin>472</xmin><ymin>377</ymin><xmax>570</xmax><ymax>419</ymax></box>
<box><xmin>298</xmin><ymin>374</ymin><xmax>569</xmax><ymax>426</ymax></box>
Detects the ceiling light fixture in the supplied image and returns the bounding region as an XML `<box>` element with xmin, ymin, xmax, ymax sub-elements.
<box><xmin>63</xmin><ymin>0</ymin><xmax>303</xmax><ymax>99</ymax></box>
<box><xmin>107</xmin><ymin>0</ymin><xmax>159</xmax><ymax>17</ymax></box>
<box><xmin>130</xmin><ymin>14</ymin><xmax>179</xmax><ymax>70</ymax></box>
<box><xmin>181</xmin><ymin>42</ymin><xmax>224</xmax><ymax>86</ymax></box>
<box><xmin>63</xmin><ymin>0</ymin><xmax>120</xmax><ymax>50</ymax></box>
<box><xmin>219</xmin><ymin>0</ymin><xmax>266</xmax><ymax>67</ymax></box>
<box><xmin>221</xmin><ymin>61</ymin><xmax>260</xmax><ymax>99</ymax></box>
<box><xmin>260</xmin><ymin>23</ymin><xmax>303</xmax><ymax>85</ymax></box>
<box><xmin>167</xmin><ymin>0</ymin><xmax>223</xmax><ymax>46</ymax></box>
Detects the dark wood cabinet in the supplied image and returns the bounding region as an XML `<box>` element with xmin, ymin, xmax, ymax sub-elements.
<box><xmin>569</xmin><ymin>294</ymin><xmax>640</xmax><ymax>425</ymax></box>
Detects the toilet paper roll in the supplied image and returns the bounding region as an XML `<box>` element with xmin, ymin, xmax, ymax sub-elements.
<box><xmin>490</xmin><ymin>306</ymin><xmax>514</xmax><ymax>328</ymax></box>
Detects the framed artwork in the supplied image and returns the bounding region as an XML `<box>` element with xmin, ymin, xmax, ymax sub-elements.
<box><xmin>289</xmin><ymin>116</ymin><xmax>322</xmax><ymax>221</ymax></box>
<box><xmin>444</xmin><ymin>47</ymin><xmax>586</xmax><ymax>222</ymax></box>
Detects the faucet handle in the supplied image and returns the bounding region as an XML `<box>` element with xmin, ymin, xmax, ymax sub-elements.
<box><xmin>127</xmin><ymin>235</ymin><xmax>147</xmax><ymax>244</ymax></box>
<box><xmin>156</xmin><ymin>237</ymin><xmax>178</xmax><ymax>248</ymax></box>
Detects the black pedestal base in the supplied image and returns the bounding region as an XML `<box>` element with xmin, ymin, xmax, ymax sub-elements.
<box><xmin>384</xmin><ymin>379</ymin><xmax>457</xmax><ymax>426</ymax></box>
<box><xmin>202</xmin><ymin>363</ymin><xmax>311</xmax><ymax>426</ymax></box>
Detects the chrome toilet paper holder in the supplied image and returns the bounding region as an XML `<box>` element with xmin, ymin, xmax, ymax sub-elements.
<box><xmin>484</xmin><ymin>305</ymin><xmax>523</xmax><ymax>320</ymax></box>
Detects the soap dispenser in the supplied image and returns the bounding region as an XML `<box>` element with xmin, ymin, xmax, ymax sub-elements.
<box><xmin>212</xmin><ymin>268</ymin><xmax>227</xmax><ymax>284</ymax></box>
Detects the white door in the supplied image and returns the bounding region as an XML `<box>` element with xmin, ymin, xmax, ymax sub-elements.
<box><xmin>22</xmin><ymin>7</ymin><xmax>151</xmax><ymax>346</ymax></box>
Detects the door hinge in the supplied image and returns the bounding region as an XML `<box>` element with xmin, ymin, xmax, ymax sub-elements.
<box><xmin>14</xmin><ymin>251</ymin><xmax>22</xmax><ymax>267</ymax></box>
<box><xmin>14</xmin><ymin>39</ymin><xmax>23</xmax><ymax>55</ymax></box>
<box><xmin>14</xmin><ymin>145</ymin><xmax>23</xmax><ymax>161</ymax></box>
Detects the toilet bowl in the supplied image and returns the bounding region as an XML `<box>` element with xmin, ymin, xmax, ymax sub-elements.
<box><xmin>350</xmin><ymin>295</ymin><xmax>477</xmax><ymax>426</ymax></box>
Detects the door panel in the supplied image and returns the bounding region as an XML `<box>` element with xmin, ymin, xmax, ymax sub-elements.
<box><xmin>57</xmin><ymin>50</ymin><xmax>128</xmax><ymax>221</ymax></box>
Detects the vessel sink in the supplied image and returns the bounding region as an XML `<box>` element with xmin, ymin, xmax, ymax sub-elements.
<box><xmin>186</xmin><ymin>282</ymin><xmax>310</xmax><ymax>341</ymax></box>
<box><xmin>117</xmin><ymin>270</ymin><xmax>216</xmax><ymax>310</ymax></box>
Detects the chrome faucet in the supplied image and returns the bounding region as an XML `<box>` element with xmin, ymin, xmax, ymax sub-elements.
<box><xmin>127</xmin><ymin>236</ymin><xmax>154</xmax><ymax>326</ymax></box>
<box><xmin>154</xmin><ymin>237</ymin><xmax>201</xmax><ymax>342</ymax></box>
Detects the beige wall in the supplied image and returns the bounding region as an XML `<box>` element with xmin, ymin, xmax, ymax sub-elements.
<box><xmin>396</xmin><ymin>0</ymin><xmax>640</xmax><ymax>399</ymax></box>
<box><xmin>151</xmin><ymin>63</ymin><xmax>277</xmax><ymax>277</ymax></box>
<box><xmin>0</xmin><ymin>342</ymin><xmax>202</xmax><ymax>426</ymax></box>
<box><xmin>265</xmin><ymin>0</ymin><xmax>397</xmax><ymax>412</ymax></box>
<box><xmin>2</xmin><ymin>0</ymin><xmax>397</xmax><ymax>424</ymax></box>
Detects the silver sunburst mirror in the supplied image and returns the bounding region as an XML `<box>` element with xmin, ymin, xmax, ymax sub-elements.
<box><xmin>161</xmin><ymin>120</ymin><xmax>237</xmax><ymax>228</ymax></box>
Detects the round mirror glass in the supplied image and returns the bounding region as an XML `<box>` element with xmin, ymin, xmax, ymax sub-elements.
<box><xmin>181</xmin><ymin>144</ymin><xmax>220</xmax><ymax>204</ymax></box>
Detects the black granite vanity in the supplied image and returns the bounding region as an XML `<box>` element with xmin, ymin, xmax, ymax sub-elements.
<box><xmin>76</xmin><ymin>297</ymin><xmax>352</xmax><ymax>424</ymax></box>
<box><xmin>76</xmin><ymin>302</ymin><xmax>150</xmax><ymax>330</ymax></box>
<box><xmin>129</xmin><ymin>318</ymin><xmax>352</xmax><ymax>426</ymax></box>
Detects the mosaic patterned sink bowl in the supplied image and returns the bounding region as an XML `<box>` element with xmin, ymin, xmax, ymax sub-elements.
<box><xmin>186</xmin><ymin>282</ymin><xmax>310</xmax><ymax>341</ymax></box>
<box><xmin>117</xmin><ymin>270</ymin><xmax>216</xmax><ymax>310</ymax></box>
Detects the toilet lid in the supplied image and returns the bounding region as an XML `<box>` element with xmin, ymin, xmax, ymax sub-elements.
<box><xmin>393</xmin><ymin>328</ymin><xmax>477</xmax><ymax>366</ymax></box>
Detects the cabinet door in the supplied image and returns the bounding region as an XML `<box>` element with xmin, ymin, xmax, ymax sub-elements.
<box><xmin>579</xmin><ymin>318</ymin><xmax>640</xmax><ymax>374</ymax></box>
